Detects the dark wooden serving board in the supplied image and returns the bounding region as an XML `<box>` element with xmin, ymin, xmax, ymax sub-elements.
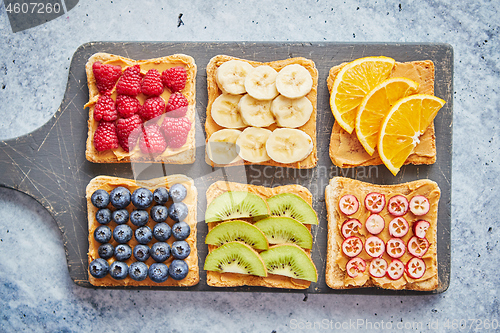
<box><xmin>0</xmin><ymin>42</ymin><xmax>453</xmax><ymax>294</ymax></box>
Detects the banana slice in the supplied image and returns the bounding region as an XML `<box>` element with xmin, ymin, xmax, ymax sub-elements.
<box><xmin>238</xmin><ymin>94</ymin><xmax>275</xmax><ymax>128</ymax></box>
<box><xmin>216</xmin><ymin>60</ymin><xmax>254</xmax><ymax>95</ymax></box>
<box><xmin>266</xmin><ymin>128</ymin><xmax>313</xmax><ymax>164</ymax></box>
<box><xmin>207</xmin><ymin>129</ymin><xmax>243</xmax><ymax>165</ymax></box>
<box><xmin>244</xmin><ymin>65</ymin><xmax>279</xmax><ymax>100</ymax></box>
<box><xmin>271</xmin><ymin>95</ymin><xmax>313</xmax><ymax>128</ymax></box>
<box><xmin>211</xmin><ymin>94</ymin><xmax>246</xmax><ymax>128</ymax></box>
<box><xmin>236</xmin><ymin>127</ymin><xmax>272</xmax><ymax>163</ymax></box>
<box><xmin>275</xmin><ymin>64</ymin><xmax>313</xmax><ymax>99</ymax></box>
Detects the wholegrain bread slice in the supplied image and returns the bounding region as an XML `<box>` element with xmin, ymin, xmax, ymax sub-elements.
<box><xmin>205</xmin><ymin>55</ymin><xmax>318</xmax><ymax>169</ymax></box>
<box><xmin>85</xmin><ymin>53</ymin><xmax>197</xmax><ymax>164</ymax></box>
<box><xmin>325</xmin><ymin>177</ymin><xmax>439</xmax><ymax>291</ymax></box>
<box><xmin>205</xmin><ymin>181</ymin><xmax>316</xmax><ymax>289</ymax></box>
<box><xmin>87</xmin><ymin>175</ymin><xmax>199</xmax><ymax>287</ymax></box>
<box><xmin>328</xmin><ymin>60</ymin><xmax>437</xmax><ymax>168</ymax></box>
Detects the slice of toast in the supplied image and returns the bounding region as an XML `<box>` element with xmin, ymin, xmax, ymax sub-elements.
<box><xmin>205</xmin><ymin>181</ymin><xmax>316</xmax><ymax>289</ymax></box>
<box><xmin>325</xmin><ymin>177</ymin><xmax>439</xmax><ymax>291</ymax></box>
<box><xmin>87</xmin><ymin>175</ymin><xmax>199</xmax><ymax>287</ymax></box>
<box><xmin>328</xmin><ymin>60</ymin><xmax>436</xmax><ymax>168</ymax></box>
<box><xmin>85</xmin><ymin>53</ymin><xmax>197</xmax><ymax>164</ymax></box>
<box><xmin>205</xmin><ymin>55</ymin><xmax>318</xmax><ymax>169</ymax></box>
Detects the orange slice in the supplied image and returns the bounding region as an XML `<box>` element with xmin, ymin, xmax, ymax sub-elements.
<box><xmin>330</xmin><ymin>56</ymin><xmax>395</xmax><ymax>134</ymax></box>
<box><xmin>355</xmin><ymin>77</ymin><xmax>419</xmax><ymax>155</ymax></box>
<box><xmin>378</xmin><ymin>94</ymin><xmax>446</xmax><ymax>175</ymax></box>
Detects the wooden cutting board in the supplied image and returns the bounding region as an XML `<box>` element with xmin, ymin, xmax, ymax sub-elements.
<box><xmin>0</xmin><ymin>42</ymin><xmax>453</xmax><ymax>294</ymax></box>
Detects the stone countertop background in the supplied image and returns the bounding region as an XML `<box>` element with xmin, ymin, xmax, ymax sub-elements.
<box><xmin>0</xmin><ymin>1</ymin><xmax>498</xmax><ymax>332</ymax></box>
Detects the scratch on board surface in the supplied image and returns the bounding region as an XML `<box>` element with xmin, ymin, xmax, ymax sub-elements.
<box><xmin>37</xmin><ymin>106</ymin><xmax>68</xmax><ymax>152</ymax></box>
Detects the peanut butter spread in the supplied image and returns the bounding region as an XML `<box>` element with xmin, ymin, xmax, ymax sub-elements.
<box><xmin>205</xmin><ymin>181</ymin><xmax>315</xmax><ymax>289</ymax></box>
<box><xmin>87</xmin><ymin>175</ymin><xmax>199</xmax><ymax>287</ymax></box>
<box><xmin>84</xmin><ymin>53</ymin><xmax>197</xmax><ymax>164</ymax></box>
<box><xmin>334</xmin><ymin>180</ymin><xmax>439</xmax><ymax>289</ymax></box>
<box><xmin>328</xmin><ymin>60</ymin><xmax>437</xmax><ymax>168</ymax></box>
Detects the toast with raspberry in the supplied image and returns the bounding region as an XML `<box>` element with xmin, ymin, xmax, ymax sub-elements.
<box><xmin>85</xmin><ymin>53</ymin><xmax>196</xmax><ymax>164</ymax></box>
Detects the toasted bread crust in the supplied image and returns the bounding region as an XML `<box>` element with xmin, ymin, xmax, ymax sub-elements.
<box><xmin>325</xmin><ymin>177</ymin><xmax>439</xmax><ymax>291</ymax></box>
<box><xmin>328</xmin><ymin>60</ymin><xmax>437</xmax><ymax>168</ymax></box>
<box><xmin>85</xmin><ymin>53</ymin><xmax>197</xmax><ymax>164</ymax></box>
<box><xmin>205</xmin><ymin>181</ymin><xmax>316</xmax><ymax>289</ymax></box>
<box><xmin>205</xmin><ymin>55</ymin><xmax>318</xmax><ymax>169</ymax></box>
<box><xmin>87</xmin><ymin>175</ymin><xmax>199</xmax><ymax>287</ymax></box>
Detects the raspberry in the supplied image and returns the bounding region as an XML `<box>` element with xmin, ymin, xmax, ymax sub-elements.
<box><xmin>165</xmin><ymin>92</ymin><xmax>188</xmax><ymax>118</ymax></box>
<box><xmin>161</xmin><ymin>117</ymin><xmax>191</xmax><ymax>149</ymax></box>
<box><xmin>138</xmin><ymin>96</ymin><xmax>165</xmax><ymax>121</ymax></box>
<box><xmin>116</xmin><ymin>65</ymin><xmax>142</xmax><ymax>96</ymax></box>
<box><xmin>92</xmin><ymin>61</ymin><xmax>122</xmax><ymax>94</ymax></box>
<box><xmin>94</xmin><ymin>121</ymin><xmax>119</xmax><ymax>152</ymax></box>
<box><xmin>94</xmin><ymin>95</ymin><xmax>117</xmax><ymax>122</ymax></box>
<box><xmin>116</xmin><ymin>114</ymin><xmax>142</xmax><ymax>152</ymax></box>
<box><xmin>141</xmin><ymin>69</ymin><xmax>164</xmax><ymax>96</ymax></box>
<box><xmin>139</xmin><ymin>124</ymin><xmax>167</xmax><ymax>154</ymax></box>
<box><xmin>116</xmin><ymin>95</ymin><xmax>141</xmax><ymax>118</ymax></box>
<box><xmin>161</xmin><ymin>66</ymin><xmax>187</xmax><ymax>93</ymax></box>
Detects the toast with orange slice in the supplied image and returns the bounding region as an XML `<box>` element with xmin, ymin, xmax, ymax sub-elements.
<box><xmin>328</xmin><ymin>59</ymin><xmax>439</xmax><ymax>170</ymax></box>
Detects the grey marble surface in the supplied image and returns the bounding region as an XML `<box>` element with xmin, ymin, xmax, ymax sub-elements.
<box><xmin>0</xmin><ymin>1</ymin><xmax>498</xmax><ymax>332</ymax></box>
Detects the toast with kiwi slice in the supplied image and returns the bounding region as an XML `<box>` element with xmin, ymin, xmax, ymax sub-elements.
<box><xmin>204</xmin><ymin>181</ymin><xmax>317</xmax><ymax>289</ymax></box>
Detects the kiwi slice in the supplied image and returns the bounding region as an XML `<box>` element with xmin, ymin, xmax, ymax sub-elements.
<box><xmin>260</xmin><ymin>244</ymin><xmax>317</xmax><ymax>282</ymax></box>
<box><xmin>205</xmin><ymin>191</ymin><xmax>269</xmax><ymax>223</ymax></box>
<box><xmin>205</xmin><ymin>220</ymin><xmax>269</xmax><ymax>250</ymax></box>
<box><xmin>266</xmin><ymin>193</ymin><xmax>318</xmax><ymax>225</ymax></box>
<box><xmin>204</xmin><ymin>241</ymin><xmax>267</xmax><ymax>277</ymax></box>
<box><xmin>254</xmin><ymin>217</ymin><xmax>312</xmax><ymax>249</ymax></box>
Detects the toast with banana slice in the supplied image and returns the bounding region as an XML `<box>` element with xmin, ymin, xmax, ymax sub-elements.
<box><xmin>325</xmin><ymin>177</ymin><xmax>439</xmax><ymax>291</ymax></box>
<box><xmin>205</xmin><ymin>55</ymin><xmax>318</xmax><ymax>169</ymax></box>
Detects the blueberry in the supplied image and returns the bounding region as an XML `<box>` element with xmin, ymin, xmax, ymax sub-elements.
<box><xmin>109</xmin><ymin>186</ymin><xmax>131</xmax><ymax>209</ymax></box>
<box><xmin>130</xmin><ymin>210</ymin><xmax>149</xmax><ymax>227</ymax></box>
<box><xmin>168</xmin><ymin>259</ymin><xmax>189</xmax><ymax>280</ymax></box>
<box><xmin>171</xmin><ymin>240</ymin><xmax>191</xmax><ymax>260</ymax></box>
<box><xmin>98</xmin><ymin>243</ymin><xmax>114</xmax><ymax>260</ymax></box>
<box><xmin>150</xmin><ymin>242</ymin><xmax>171</xmax><ymax>262</ymax></box>
<box><xmin>133</xmin><ymin>244</ymin><xmax>151</xmax><ymax>262</ymax></box>
<box><xmin>114</xmin><ymin>244</ymin><xmax>132</xmax><ymax>261</ymax></box>
<box><xmin>129</xmin><ymin>262</ymin><xmax>148</xmax><ymax>281</ymax></box>
<box><xmin>168</xmin><ymin>202</ymin><xmax>188</xmax><ymax>222</ymax></box>
<box><xmin>131</xmin><ymin>187</ymin><xmax>154</xmax><ymax>209</ymax></box>
<box><xmin>172</xmin><ymin>221</ymin><xmax>190</xmax><ymax>240</ymax></box>
<box><xmin>169</xmin><ymin>183</ymin><xmax>187</xmax><ymax>203</ymax></box>
<box><xmin>112</xmin><ymin>209</ymin><xmax>129</xmax><ymax>225</ymax></box>
<box><xmin>91</xmin><ymin>189</ymin><xmax>110</xmax><ymax>209</ymax></box>
<box><xmin>113</xmin><ymin>224</ymin><xmax>133</xmax><ymax>244</ymax></box>
<box><xmin>94</xmin><ymin>225</ymin><xmax>112</xmax><ymax>243</ymax></box>
<box><xmin>135</xmin><ymin>226</ymin><xmax>153</xmax><ymax>244</ymax></box>
<box><xmin>150</xmin><ymin>205</ymin><xmax>169</xmax><ymax>223</ymax></box>
<box><xmin>149</xmin><ymin>263</ymin><xmax>169</xmax><ymax>283</ymax></box>
<box><xmin>95</xmin><ymin>208</ymin><xmax>112</xmax><ymax>224</ymax></box>
<box><xmin>89</xmin><ymin>258</ymin><xmax>109</xmax><ymax>278</ymax></box>
<box><xmin>109</xmin><ymin>261</ymin><xmax>128</xmax><ymax>280</ymax></box>
<box><xmin>153</xmin><ymin>222</ymin><xmax>172</xmax><ymax>241</ymax></box>
<box><xmin>153</xmin><ymin>187</ymin><xmax>169</xmax><ymax>204</ymax></box>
